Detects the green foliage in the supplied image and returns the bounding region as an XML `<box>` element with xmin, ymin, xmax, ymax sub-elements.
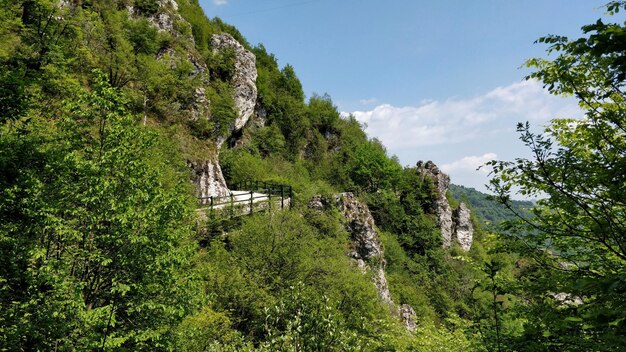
<box><xmin>0</xmin><ymin>67</ymin><xmax>28</xmax><ymax>123</ymax></box>
<box><xmin>380</xmin><ymin>232</ymin><xmax>438</xmax><ymax>321</ymax></box>
<box><xmin>176</xmin><ymin>307</ymin><xmax>252</xmax><ymax>352</ymax></box>
<box><xmin>127</xmin><ymin>18</ymin><xmax>160</xmax><ymax>55</ymax></box>
<box><xmin>208</xmin><ymin>47</ymin><xmax>237</xmax><ymax>81</ymax></box>
<box><xmin>449</xmin><ymin>184</ymin><xmax>534</xmax><ymax>227</ymax></box>
<box><xmin>349</xmin><ymin>139</ymin><xmax>402</xmax><ymax>193</ymax></box>
<box><xmin>412</xmin><ymin>315</ymin><xmax>486</xmax><ymax>352</ymax></box>
<box><xmin>192</xmin><ymin>210</ymin><xmax>412</xmax><ymax>349</ymax></box>
<box><xmin>224</xmin><ymin>65</ymin><xmax>495</xmax><ymax>344</ymax></box>
<box><xmin>307</xmin><ymin>93</ymin><xmax>340</xmax><ymax>134</ymax></box>
<box><xmin>0</xmin><ymin>72</ymin><xmax>196</xmax><ymax>350</ymax></box>
<box><xmin>189</xmin><ymin>80</ymin><xmax>237</xmax><ymax>139</ymax></box>
<box><xmin>134</xmin><ymin>0</ymin><xmax>160</xmax><ymax>15</ymax></box>
<box><xmin>261</xmin><ymin>283</ymin><xmax>362</xmax><ymax>351</ymax></box>
<box><xmin>279</xmin><ymin>64</ymin><xmax>305</xmax><ymax>102</ymax></box>
<box><xmin>0</xmin><ymin>1</ymin><xmax>22</xmax><ymax>60</ymax></box>
<box><xmin>177</xmin><ymin>0</ymin><xmax>214</xmax><ymax>55</ymax></box>
<box><xmin>221</xmin><ymin>148</ymin><xmax>337</xmax><ymax>203</ymax></box>
<box><xmin>0</xmin><ymin>0</ymin><xmax>518</xmax><ymax>349</ymax></box>
<box><xmin>252</xmin><ymin>45</ymin><xmax>315</xmax><ymax>159</ymax></box>
<box><xmin>367</xmin><ymin>167</ymin><xmax>438</xmax><ymax>253</ymax></box>
<box><xmin>488</xmin><ymin>2</ymin><xmax>626</xmax><ymax>349</ymax></box>
<box><xmin>252</xmin><ymin>124</ymin><xmax>287</xmax><ymax>157</ymax></box>
<box><xmin>178</xmin><ymin>0</ymin><xmax>250</xmax><ymax>56</ymax></box>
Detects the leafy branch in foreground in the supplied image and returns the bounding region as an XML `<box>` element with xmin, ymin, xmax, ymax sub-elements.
<box><xmin>0</xmin><ymin>72</ymin><xmax>195</xmax><ymax>350</ymax></box>
<box><xmin>488</xmin><ymin>2</ymin><xmax>626</xmax><ymax>349</ymax></box>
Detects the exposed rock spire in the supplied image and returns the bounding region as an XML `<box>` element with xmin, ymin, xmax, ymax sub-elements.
<box><xmin>309</xmin><ymin>193</ymin><xmax>417</xmax><ymax>331</ymax></box>
<box><xmin>416</xmin><ymin>160</ymin><xmax>474</xmax><ymax>251</ymax></box>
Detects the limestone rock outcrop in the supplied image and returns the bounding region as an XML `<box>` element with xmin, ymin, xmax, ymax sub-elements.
<box><xmin>309</xmin><ymin>193</ymin><xmax>392</xmax><ymax>303</ymax></box>
<box><xmin>336</xmin><ymin>193</ymin><xmax>384</xmax><ymax>265</ymax></box>
<box><xmin>399</xmin><ymin>304</ymin><xmax>417</xmax><ymax>332</ymax></box>
<box><xmin>190</xmin><ymin>33</ymin><xmax>256</xmax><ymax>197</ymax></box>
<box><xmin>453</xmin><ymin>202</ymin><xmax>473</xmax><ymax>251</ymax></box>
<box><xmin>148</xmin><ymin>6</ymin><xmax>177</xmax><ymax>34</ymax></box>
<box><xmin>416</xmin><ymin>160</ymin><xmax>474</xmax><ymax>251</ymax></box>
<box><xmin>135</xmin><ymin>2</ymin><xmax>258</xmax><ymax>199</ymax></box>
<box><xmin>417</xmin><ymin>161</ymin><xmax>454</xmax><ymax>247</ymax></box>
<box><xmin>210</xmin><ymin>33</ymin><xmax>258</xmax><ymax>148</ymax></box>
<box><xmin>189</xmin><ymin>158</ymin><xmax>231</xmax><ymax>199</ymax></box>
<box><xmin>309</xmin><ymin>193</ymin><xmax>417</xmax><ymax>331</ymax></box>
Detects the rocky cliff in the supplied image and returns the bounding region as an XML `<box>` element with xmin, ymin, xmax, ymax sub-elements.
<box><xmin>453</xmin><ymin>202</ymin><xmax>473</xmax><ymax>251</ymax></box>
<box><xmin>416</xmin><ymin>161</ymin><xmax>473</xmax><ymax>251</ymax></box>
<box><xmin>197</xmin><ymin>33</ymin><xmax>257</xmax><ymax>197</ymax></box>
<box><xmin>309</xmin><ymin>193</ymin><xmax>417</xmax><ymax>331</ymax></box>
<box><xmin>139</xmin><ymin>1</ymin><xmax>258</xmax><ymax>198</ymax></box>
<box><xmin>334</xmin><ymin>193</ymin><xmax>392</xmax><ymax>305</ymax></box>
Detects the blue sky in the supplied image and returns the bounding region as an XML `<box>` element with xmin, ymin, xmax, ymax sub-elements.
<box><xmin>199</xmin><ymin>0</ymin><xmax>614</xmax><ymax>194</ymax></box>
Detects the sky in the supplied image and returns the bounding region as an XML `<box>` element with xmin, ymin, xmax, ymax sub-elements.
<box><xmin>198</xmin><ymin>0</ymin><xmax>615</xmax><ymax>194</ymax></box>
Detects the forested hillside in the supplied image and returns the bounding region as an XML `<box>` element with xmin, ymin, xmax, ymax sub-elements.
<box><xmin>1</xmin><ymin>0</ymin><xmax>625</xmax><ymax>351</ymax></box>
<box><xmin>449</xmin><ymin>184</ymin><xmax>533</xmax><ymax>226</ymax></box>
<box><xmin>0</xmin><ymin>1</ymin><xmax>492</xmax><ymax>350</ymax></box>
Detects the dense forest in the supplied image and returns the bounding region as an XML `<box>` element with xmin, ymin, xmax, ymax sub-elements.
<box><xmin>1</xmin><ymin>0</ymin><xmax>625</xmax><ymax>351</ymax></box>
<box><xmin>449</xmin><ymin>184</ymin><xmax>534</xmax><ymax>226</ymax></box>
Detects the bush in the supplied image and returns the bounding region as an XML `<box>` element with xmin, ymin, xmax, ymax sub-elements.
<box><xmin>134</xmin><ymin>0</ymin><xmax>159</xmax><ymax>15</ymax></box>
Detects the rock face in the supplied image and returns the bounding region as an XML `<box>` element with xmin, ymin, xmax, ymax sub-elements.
<box><xmin>416</xmin><ymin>160</ymin><xmax>474</xmax><ymax>251</ymax></box>
<box><xmin>310</xmin><ymin>193</ymin><xmax>391</xmax><ymax>303</ymax></box>
<box><xmin>309</xmin><ymin>193</ymin><xmax>417</xmax><ymax>331</ymax></box>
<box><xmin>399</xmin><ymin>304</ymin><xmax>417</xmax><ymax>332</ymax></box>
<box><xmin>184</xmin><ymin>33</ymin><xmax>257</xmax><ymax>198</ymax></box>
<box><xmin>210</xmin><ymin>33</ymin><xmax>258</xmax><ymax>148</ymax></box>
<box><xmin>139</xmin><ymin>3</ymin><xmax>258</xmax><ymax>199</ymax></box>
<box><xmin>189</xmin><ymin>157</ymin><xmax>230</xmax><ymax>199</ymax></box>
<box><xmin>336</xmin><ymin>194</ymin><xmax>384</xmax><ymax>266</ymax></box>
<box><xmin>416</xmin><ymin>161</ymin><xmax>454</xmax><ymax>247</ymax></box>
<box><xmin>453</xmin><ymin>202</ymin><xmax>473</xmax><ymax>251</ymax></box>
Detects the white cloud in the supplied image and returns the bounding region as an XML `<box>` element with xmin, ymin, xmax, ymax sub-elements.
<box><xmin>441</xmin><ymin>153</ymin><xmax>497</xmax><ymax>174</ymax></box>
<box><xmin>343</xmin><ymin>79</ymin><xmax>581</xmax><ymax>150</ymax></box>
<box><xmin>213</xmin><ymin>0</ymin><xmax>228</xmax><ymax>5</ymax></box>
<box><xmin>359</xmin><ymin>97</ymin><xmax>379</xmax><ymax>105</ymax></box>
<box><xmin>342</xmin><ymin>79</ymin><xmax>584</xmax><ymax>194</ymax></box>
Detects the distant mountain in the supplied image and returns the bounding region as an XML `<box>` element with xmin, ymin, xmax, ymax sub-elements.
<box><xmin>449</xmin><ymin>184</ymin><xmax>534</xmax><ymax>226</ymax></box>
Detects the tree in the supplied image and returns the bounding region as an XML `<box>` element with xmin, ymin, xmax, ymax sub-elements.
<box><xmin>350</xmin><ymin>139</ymin><xmax>402</xmax><ymax>193</ymax></box>
<box><xmin>307</xmin><ymin>93</ymin><xmax>339</xmax><ymax>135</ymax></box>
<box><xmin>0</xmin><ymin>72</ymin><xmax>195</xmax><ymax>350</ymax></box>
<box><xmin>488</xmin><ymin>2</ymin><xmax>626</xmax><ymax>349</ymax></box>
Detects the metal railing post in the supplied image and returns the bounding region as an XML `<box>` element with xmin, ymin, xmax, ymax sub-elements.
<box><xmin>250</xmin><ymin>190</ymin><xmax>254</xmax><ymax>215</ymax></box>
<box><xmin>281</xmin><ymin>186</ymin><xmax>284</xmax><ymax>209</ymax></box>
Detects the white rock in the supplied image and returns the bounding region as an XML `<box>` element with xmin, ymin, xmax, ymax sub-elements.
<box><xmin>310</xmin><ymin>193</ymin><xmax>418</xmax><ymax>331</ymax></box>
<box><xmin>417</xmin><ymin>160</ymin><xmax>474</xmax><ymax>251</ymax></box>
<box><xmin>417</xmin><ymin>160</ymin><xmax>453</xmax><ymax>247</ymax></box>
<box><xmin>453</xmin><ymin>202</ymin><xmax>473</xmax><ymax>251</ymax></box>
<box><xmin>210</xmin><ymin>33</ymin><xmax>258</xmax><ymax>141</ymax></box>
<box><xmin>189</xmin><ymin>158</ymin><xmax>230</xmax><ymax>199</ymax></box>
<box><xmin>335</xmin><ymin>193</ymin><xmax>391</xmax><ymax>304</ymax></box>
<box><xmin>399</xmin><ymin>304</ymin><xmax>417</xmax><ymax>332</ymax></box>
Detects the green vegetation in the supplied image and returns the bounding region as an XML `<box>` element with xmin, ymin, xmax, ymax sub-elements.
<box><xmin>0</xmin><ymin>71</ymin><xmax>196</xmax><ymax>350</ymax></box>
<box><xmin>1</xmin><ymin>0</ymin><xmax>624</xmax><ymax>351</ymax></box>
<box><xmin>0</xmin><ymin>1</ymin><xmax>491</xmax><ymax>350</ymax></box>
<box><xmin>449</xmin><ymin>184</ymin><xmax>534</xmax><ymax>226</ymax></box>
<box><xmin>487</xmin><ymin>1</ymin><xmax>626</xmax><ymax>350</ymax></box>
